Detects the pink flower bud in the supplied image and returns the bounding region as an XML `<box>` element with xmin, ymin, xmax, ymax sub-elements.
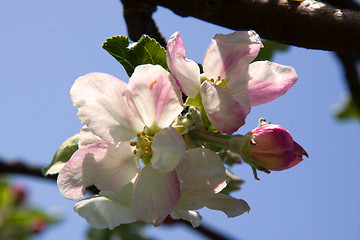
<box><xmin>244</xmin><ymin>124</ymin><xmax>308</xmax><ymax>171</ymax></box>
<box><xmin>10</xmin><ymin>185</ymin><xmax>27</xmax><ymax>205</ymax></box>
<box><xmin>31</xmin><ymin>217</ymin><xmax>47</xmax><ymax>234</ymax></box>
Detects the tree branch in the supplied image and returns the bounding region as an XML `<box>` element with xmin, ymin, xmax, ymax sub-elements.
<box><xmin>121</xmin><ymin>0</ymin><xmax>167</xmax><ymax>47</ymax></box>
<box><xmin>0</xmin><ymin>159</ymin><xmax>57</xmax><ymax>181</ymax></box>
<box><xmin>179</xmin><ymin>220</ymin><xmax>234</xmax><ymax>240</ymax></box>
<box><xmin>322</xmin><ymin>0</ymin><xmax>360</xmax><ymax>111</ymax></box>
<box><xmin>150</xmin><ymin>0</ymin><xmax>360</xmax><ymax>55</ymax></box>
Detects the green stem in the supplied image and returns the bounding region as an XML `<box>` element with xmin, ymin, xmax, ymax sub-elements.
<box><xmin>188</xmin><ymin>130</ymin><xmax>240</xmax><ymax>149</ymax></box>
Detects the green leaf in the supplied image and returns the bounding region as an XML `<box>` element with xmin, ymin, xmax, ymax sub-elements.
<box><xmin>254</xmin><ymin>40</ymin><xmax>289</xmax><ymax>62</ymax></box>
<box><xmin>42</xmin><ymin>134</ymin><xmax>79</xmax><ymax>176</ymax></box>
<box><xmin>336</xmin><ymin>97</ymin><xmax>360</xmax><ymax>121</ymax></box>
<box><xmin>103</xmin><ymin>35</ymin><xmax>168</xmax><ymax>77</ymax></box>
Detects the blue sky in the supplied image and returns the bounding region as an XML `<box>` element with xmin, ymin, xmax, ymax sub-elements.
<box><xmin>1</xmin><ymin>1</ymin><xmax>360</xmax><ymax>240</ymax></box>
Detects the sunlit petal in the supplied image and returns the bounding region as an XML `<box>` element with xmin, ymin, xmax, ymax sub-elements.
<box><xmin>171</xmin><ymin>209</ymin><xmax>202</xmax><ymax>228</ymax></box>
<box><xmin>57</xmin><ymin>141</ymin><xmax>140</xmax><ymax>200</ymax></box>
<box><xmin>203</xmin><ymin>31</ymin><xmax>263</xmax><ymax>82</ymax></box>
<box><xmin>127</xmin><ymin>64</ymin><xmax>183</xmax><ymax>130</ymax></box>
<box><xmin>205</xmin><ymin>193</ymin><xmax>250</xmax><ymax>218</ymax></box>
<box><xmin>70</xmin><ymin>72</ymin><xmax>144</xmax><ymax>143</ymax></box>
<box><xmin>175</xmin><ymin>148</ymin><xmax>227</xmax><ymax>210</ymax></box>
<box><xmin>78</xmin><ymin>126</ymin><xmax>102</xmax><ymax>148</ymax></box>
<box><xmin>151</xmin><ymin>127</ymin><xmax>186</xmax><ymax>173</ymax></box>
<box><xmin>166</xmin><ymin>32</ymin><xmax>201</xmax><ymax>98</ymax></box>
<box><xmin>132</xmin><ymin>165</ymin><xmax>180</xmax><ymax>226</ymax></box>
<box><xmin>201</xmin><ymin>81</ymin><xmax>247</xmax><ymax>133</ymax></box>
<box><xmin>246</xmin><ymin>61</ymin><xmax>298</xmax><ymax>106</ymax></box>
<box><xmin>74</xmin><ymin>183</ymin><xmax>135</xmax><ymax>230</ymax></box>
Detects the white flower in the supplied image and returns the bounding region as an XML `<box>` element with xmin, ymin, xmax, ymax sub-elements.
<box><xmin>58</xmin><ymin>64</ymin><xmax>186</xmax><ymax>226</ymax></box>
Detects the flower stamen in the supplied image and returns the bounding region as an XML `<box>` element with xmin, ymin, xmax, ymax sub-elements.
<box><xmin>209</xmin><ymin>76</ymin><xmax>232</xmax><ymax>91</ymax></box>
<box><xmin>130</xmin><ymin>131</ymin><xmax>154</xmax><ymax>165</ymax></box>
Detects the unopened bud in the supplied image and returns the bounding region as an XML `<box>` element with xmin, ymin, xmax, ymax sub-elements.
<box><xmin>243</xmin><ymin>124</ymin><xmax>308</xmax><ymax>171</ymax></box>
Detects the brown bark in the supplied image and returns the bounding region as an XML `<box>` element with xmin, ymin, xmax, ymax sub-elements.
<box><xmin>151</xmin><ymin>0</ymin><xmax>360</xmax><ymax>55</ymax></box>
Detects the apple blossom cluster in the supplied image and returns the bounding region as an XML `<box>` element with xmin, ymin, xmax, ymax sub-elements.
<box><xmin>54</xmin><ymin>31</ymin><xmax>308</xmax><ymax>229</ymax></box>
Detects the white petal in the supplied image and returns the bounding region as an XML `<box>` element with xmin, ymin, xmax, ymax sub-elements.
<box><xmin>127</xmin><ymin>64</ymin><xmax>183</xmax><ymax>130</ymax></box>
<box><xmin>171</xmin><ymin>209</ymin><xmax>202</xmax><ymax>228</ymax></box>
<box><xmin>246</xmin><ymin>61</ymin><xmax>298</xmax><ymax>106</ymax></box>
<box><xmin>74</xmin><ymin>183</ymin><xmax>136</xmax><ymax>230</ymax></box>
<box><xmin>70</xmin><ymin>72</ymin><xmax>144</xmax><ymax>143</ymax></box>
<box><xmin>203</xmin><ymin>31</ymin><xmax>263</xmax><ymax>82</ymax></box>
<box><xmin>57</xmin><ymin>141</ymin><xmax>140</xmax><ymax>200</ymax></box>
<box><xmin>200</xmin><ymin>81</ymin><xmax>247</xmax><ymax>133</ymax></box>
<box><xmin>166</xmin><ymin>32</ymin><xmax>201</xmax><ymax>98</ymax></box>
<box><xmin>78</xmin><ymin>126</ymin><xmax>102</xmax><ymax>148</ymax></box>
<box><xmin>175</xmin><ymin>148</ymin><xmax>227</xmax><ymax>210</ymax></box>
<box><xmin>132</xmin><ymin>165</ymin><xmax>180</xmax><ymax>226</ymax></box>
<box><xmin>205</xmin><ymin>193</ymin><xmax>250</xmax><ymax>218</ymax></box>
<box><xmin>151</xmin><ymin>127</ymin><xmax>186</xmax><ymax>173</ymax></box>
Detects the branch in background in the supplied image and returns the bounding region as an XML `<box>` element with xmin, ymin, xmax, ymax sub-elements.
<box><xmin>150</xmin><ymin>0</ymin><xmax>360</xmax><ymax>55</ymax></box>
<box><xmin>0</xmin><ymin>159</ymin><xmax>233</xmax><ymax>240</ymax></box>
<box><xmin>178</xmin><ymin>220</ymin><xmax>233</xmax><ymax>240</ymax></box>
<box><xmin>120</xmin><ymin>0</ymin><xmax>167</xmax><ymax>47</ymax></box>
<box><xmin>322</xmin><ymin>0</ymin><xmax>360</xmax><ymax>111</ymax></box>
<box><xmin>336</xmin><ymin>53</ymin><xmax>360</xmax><ymax>111</ymax></box>
<box><xmin>0</xmin><ymin>159</ymin><xmax>100</xmax><ymax>194</ymax></box>
<box><xmin>0</xmin><ymin>159</ymin><xmax>57</xmax><ymax>181</ymax></box>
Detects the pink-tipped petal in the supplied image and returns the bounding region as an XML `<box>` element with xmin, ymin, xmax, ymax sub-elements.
<box><xmin>70</xmin><ymin>73</ymin><xmax>144</xmax><ymax>143</ymax></box>
<box><xmin>247</xmin><ymin>61</ymin><xmax>298</xmax><ymax>106</ymax></box>
<box><xmin>151</xmin><ymin>127</ymin><xmax>186</xmax><ymax>173</ymax></box>
<box><xmin>171</xmin><ymin>209</ymin><xmax>202</xmax><ymax>228</ymax></box>
<box><xmin>246</xmin><ymin>124</ymin><xmax>308</xmax><ymax>171</ymax></box>
<box><xmin>203</xmin><ymin>31</ymin><xmax>263</xmax><ymax>82</ymax></box>
<box><xmin>57</xmin><ymin>142</ymin><xmax>140</xmax><ymax>200</ymax></box>
<box><xmin>127</xmin><ymin>64</ymin><xmax>183</xmax><ymax>130</ymax></box>
<box><xmin>205</xmin><ymin>193</ymin><xmax>250</xmax><ymax>218</ymax></box>
<box><xmin>200</xmin><ymin>81</ymin><xmax>247</xmax><ymax>133</ymax></box>
<box><xmin>294</xmin><ymin>141</ymin><xmax>309</xmax><ymax>158</ymax></box>
<box><xmin>282</xmin><ymin>141</ymin><xmax>308</xmax><ymax>170</ymax></box>
<box><xmin>175</xmin><ymin>148</ymin><xmax>227</xmax><ymax>210</ymax></box>
<box><xmin>74</xmin><ymin>184</ymin><xmax>136</xmax><ymax>230</ymax></box>
<box><xmin>132</xmin><ymin>165</ymin><xmax>180</xmax><ymax>226</ymax></box>
<box><xmin>166</xmin><ymin>32</ymin><xmax>201</xmax><ymax>98</ymax></box>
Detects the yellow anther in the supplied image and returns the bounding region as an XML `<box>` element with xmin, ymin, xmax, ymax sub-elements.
<box><xmin>131</xmin><ymin>131</ymin><xmax>154</xmax><ymax>163</ymax></box>
<box><xmin>213</xmin><ymin>76</ymin><xmax>232</xmax><ymax>91</ymax></box>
